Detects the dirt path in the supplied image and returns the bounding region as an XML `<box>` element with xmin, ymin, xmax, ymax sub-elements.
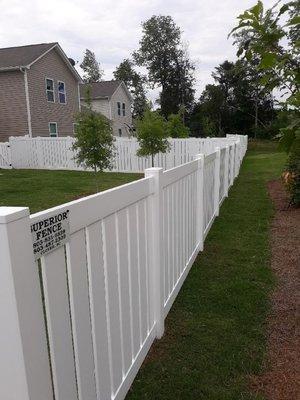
<box><xmin>250</xmin><ymin>180</ymin><xmax>300</xmax><ymax>400</ymax></box>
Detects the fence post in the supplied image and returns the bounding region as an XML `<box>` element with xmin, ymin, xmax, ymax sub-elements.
<box><xmin>0</xmin><ymin>207</ymin><xmax>53</xmax><ymax>400</ymax></box>
<box><xmin>214</xmin><ymin>147</ymin><xmax>221</xmax><ymax>217</ymax></box>
<box><xmin>144</xmin><ymin>168</ymin><xmax>164</xmax><ymax>339</ymax></box>
<box><xmin>194</xmin><ymin>154</ymin><xmax>204</xmax><ymax>252</ymax></box>
<box><xmin>225</xmin><ymin>145</ymin><xmax>229</xmax><ymax>197</ymax></box>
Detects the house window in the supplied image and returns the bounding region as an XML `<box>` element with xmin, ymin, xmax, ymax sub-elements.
<box><xmin>49</xmin><ymin>122</ymin><xmax>58</xmax><ymax>137</ymax></box>
<box><xmin>118</xmin><ymin>128</ymin><xmax>122</xmax><ymax>137</ymax></box>
<box><xmin>117</xmin><ymin>102</ymin><xmax>121</xmax><ymax>116</ymax></box>
<box><xmin>122</xmin><ymin>102</ymin><xmax>125</xmax><ymax>116</ymax></box>
<box><xmin>46</xmin><ymin>78</ymin><xmax>54</xmax><ymax>102</ymax></box>
<box><xmin>58</xmin><ymin>81</ymin><xmax>66</xmax><ymax>104</ymax></box>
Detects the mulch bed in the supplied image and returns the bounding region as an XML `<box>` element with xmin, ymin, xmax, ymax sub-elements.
<box><xmin>250</xmin><ymin>179</ymin><xmax>300</xmax><ymax>400</ymax></box>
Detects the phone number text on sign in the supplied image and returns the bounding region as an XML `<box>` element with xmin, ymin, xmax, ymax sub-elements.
<box><xmin>30</xmin><ymin>210</ymin><xmax>70</xmax><ymax>260</ymax></box>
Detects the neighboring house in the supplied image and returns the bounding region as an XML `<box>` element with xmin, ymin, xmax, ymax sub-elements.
<box><xmin>80</xmin><ymin>80</ymin><xmax>133</xmax><ymax>137</ymax></box>
<box><xmin>0</xmin><ymin>42</ymin><xmax>82</xmax><ymax>142</ymax></box>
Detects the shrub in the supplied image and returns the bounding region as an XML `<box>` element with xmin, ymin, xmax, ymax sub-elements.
<box><xmin>282</xmin><ymin>138</ymin><xmax>300</xmax><ymax>206</ymax></box>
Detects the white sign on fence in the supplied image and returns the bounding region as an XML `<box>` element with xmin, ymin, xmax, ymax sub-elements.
<box><xmin>30</xmin><ymin>210</ymin><xmax>70</xmax><ymax>260</ymax></box>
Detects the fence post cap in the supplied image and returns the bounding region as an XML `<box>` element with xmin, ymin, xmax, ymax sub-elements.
<box><xmin>193</xmin><ymin>153</ymin><xmax>204</xmax><ymax>160</ymax></box>
<box><xmin>0</xmin><ymin>207</ymin><xmax>29</xmax><ymax>224</ymax></box>
<box><xmin>145</xmin><ymin>167</ymin><xmax>163</xmax><ymax>176</ymax></box>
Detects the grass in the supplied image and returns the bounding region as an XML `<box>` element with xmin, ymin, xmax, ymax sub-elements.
<box><xmin>0</xmin><ymin>169</ymin><xmax>142</xmax><ymax>213</ymax></box>
<box><xmin>125</xmin><ymin>141</ymin><xmax>286</xmax><ymax>400</ymax></box>
<box><xmin>0</xmin><ymin>141</ymin><xmax>286</xmax><ymax>399</ymax></box>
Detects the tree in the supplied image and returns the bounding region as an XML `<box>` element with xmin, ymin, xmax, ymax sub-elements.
<box><xmin>199</xmin><ymin>84</ymin><xmax>225</xmax><ymax>136</ymax></box>
<box><xmin>189</xmin><ymin>59</ymin><xmax>275</xmax><ymax>137</ymax></box>
<box><xmin>113</xmin><ymin>59</ymin><xmax>148</xmax><ymax>118</ymax></box>
<box><xmin>230</xmin><ymin>0</ymin><xmax>300</xmax><ymax>204</ymax></box>
<box><xmin>80</xmin><ymin>49</ymin><xmax>103</xmax><ymax>83</ymax></box>
<box><xmin>229</xmin><ymin>0</ymin><xmax>299</xmax><ymax>150</ymax></box>
<box><xmin>73</xmin><ymin>91</ymin><xmax>115</xmax><ymax>189</ymax></box>
<box><xmin>136</xmin><ymin>109</ymin><xmax>170</xmax><ymax>167</ymax></box>
<box><xmin>166</xmin><ymin>108</ymin><xmax>190</xmax><ymax>138</ymax></box>
<box><xmin>134</xmin><ymin>15</ymin><xmax>195</xmax><ymax>118</ymax></box>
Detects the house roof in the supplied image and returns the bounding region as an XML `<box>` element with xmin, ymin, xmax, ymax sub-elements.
<box><xmin>80</xmin><ymin>80</ymin><xmax>121</xmax><ymax>99</ymax></box>
<box><xmin>80</xmin><ymin>80</ymin><xmax>133</xmax><ymax>102</ymax></box>
<box><xmin>0</xmin><ymin>42</ymin><xmax>57</xmax><ymax>69</ymax></box>
<box><xmin>0</xmin><ymin>42</ymin><xmax>82</xmax><ymax>81</ymax></box>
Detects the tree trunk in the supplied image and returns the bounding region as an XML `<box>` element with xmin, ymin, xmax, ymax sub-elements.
<box><xmin>94</xmin><ymin>166</ymin><xmax>99</xmax><ymax>192</ymax></box>
<box><xmin>151</xmin><ymin>154</ymin><xmax>154</xmax><ymax>168</ymax></box>
<box><xmin>254</xmin><ymin>99</ymin><xmax>258</xmax><ymax>139</ymax></box>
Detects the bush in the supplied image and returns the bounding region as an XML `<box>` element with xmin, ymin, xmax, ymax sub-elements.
<box><xmin>166</xmin><ymin>110</ymin><xmax>190</xmax><ymax>138</ymax></box>
<box><xmin>282</xmin><ymin>138</ymin><xmax>300</xmax><ymax>206</ymax></box>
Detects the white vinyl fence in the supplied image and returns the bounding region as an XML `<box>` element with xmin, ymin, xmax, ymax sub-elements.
<box><xmin>0</xmin><ymin>141</ymin><xmax>11</xmax><ymax>169</ymax></box>
<box><xmin>0</xmin><ymin>135</ymin><xmax>247</xmax><ymax>400</ymax></box>
<box><xmin>3</xmin><ymin>134</ymin><xmax>247</xmax><ymax>172</ymax></box>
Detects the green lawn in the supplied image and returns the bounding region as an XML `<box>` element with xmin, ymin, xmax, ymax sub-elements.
<box><xmin>126</xmin><ymin>141</ymin><xmax>286</xmax><ymax>400</ymax></box>
<box><xmin>0</xmin><ymin>141</ymin><xmax>286</xmax><ymax>399</ymax></box>
<box><xmin>0</xmin><ymin>169</ymin><xmax>142</xmax><ymax>213</ymax></box>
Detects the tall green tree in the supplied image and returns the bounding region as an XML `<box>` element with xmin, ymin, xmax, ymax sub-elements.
<box><xmin>230</xmin><ymin>0</ymin><xmax>300</xmax><ymax>204</ymax></box>
<box><xmin>80</xmin><ymin>49</ymin><xmax>103</xmax><ymax>83</ymax></box>
<box><xmin>136</xmin><ymin>109</ymin><xmax>170</xmax><ymax>167</ymax></box>
<box><xmin>113</xmin><ymin>58</ymin><xmax>148</xmax><ymax>118</ymax></box>
<box><xmin>229</xmin><ymin>0</ymin><xmax>299</xmax><ymax>150</ymax></box>
<box><xmin>190</xmin><ymin>59</ymin><xmax>274</xmax><ymax>137</ymax></box>
<box><xmin>134</xmin><ymin>15</ymin><xmax>195</xmax><ymax>119</ymax></box>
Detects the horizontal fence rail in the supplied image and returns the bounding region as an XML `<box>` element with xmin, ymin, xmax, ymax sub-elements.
<box><xmin>4</xmin><ymin>134</ymin><xmax>247</xmax><ymax>172</ymax></box>
<box><xmin>0</xmin><ymin>135</ymin><xmax>247</xmax><ymax>400</ymax></box>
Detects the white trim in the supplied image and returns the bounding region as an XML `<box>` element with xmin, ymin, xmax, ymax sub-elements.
<box><xmin>45</xmin><ymin>77</ymin><xmax>55</xmax><ymax>103</ymax></box>
<box><xmin>48</xmin><ymin>122</ymin><xmax>58</xmax><ymax>137</ymax></box>
<box><xmin>77</xmin><ymin>83</ymin><xmax>81</xmax><ymax>111</ymax></box>
<box><xmin>27</xmin><ymin>44</ymin><xmax>58</xmax><ymax>68</ymax></box>
<box><xmin>22</xmin><ymin>68</ymin><xmax>32</xmax><ymax>137</ymax></box>
<box><xmin>58</xmin><ymin>80</ymin><xmax>67</xmax><ymax>105</ymax></box>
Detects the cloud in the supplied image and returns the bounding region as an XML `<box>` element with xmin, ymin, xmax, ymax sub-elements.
<box><xmin>0</xmin><ymin>0</ymin><xmax>276</xmax><ymax>102</ymax></box>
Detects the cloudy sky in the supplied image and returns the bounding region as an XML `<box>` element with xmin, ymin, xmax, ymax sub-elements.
<box><xmin>0</xmin><ymin>0</ymin><xmax>275</xmax><ymax>101</ymax></box>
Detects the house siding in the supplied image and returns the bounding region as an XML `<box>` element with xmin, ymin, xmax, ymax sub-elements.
<box><xmin>83</xmin><ymin>98</ymin><xmax>111</xmax><ymax>119</ymax></box>
<box><xmin>110</xmin><ymin>85</ymin><xmax>132</xmax><ymax>137</ymax></box>
<box><xmin>0</xmin><ymin>70</ymin><xmax>28</xmax><ymax>141</ymax></box>
<box><xmin>27</xmin><ymin>48</ymin><xmax>79</xmax><ymax>137</ymax></box>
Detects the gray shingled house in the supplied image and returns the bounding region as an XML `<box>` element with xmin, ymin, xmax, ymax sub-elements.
<box><xmin>0</xmin><ymin>42</ymin><xmax>82</xmax><ymax>142</ymax></box>
<box><xmin>80</xmin><ymin>81</ymin><xmax>133</xmax><ymax>137</ymax></box>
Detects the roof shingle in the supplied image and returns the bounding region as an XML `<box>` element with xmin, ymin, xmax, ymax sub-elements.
<box><xmin>80</xmin><ymin>81</ymin><xmax>121</xmax><ymax>99</ymax></box>
<box><xmin>0</xmin><ymin>42</ymin><xmax>57</xmax><ymax>69</ymax></box>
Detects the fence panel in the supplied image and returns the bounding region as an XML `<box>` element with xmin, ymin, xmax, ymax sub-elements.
<box><xmin>28</xmin><ymin>177</ymin><xmax>156</xmax><ymax>400</ymax></box>
<box><xmin>0</xmin><ymin>142</ymin><xmax>11</xmax><ymax>168</ymax></box>
<box><xmin>8</xmin><ymin>135</ymin><xmax>244</xmax><ymax>173</ymax></box>
<box><xmin>203</xmin><ymin>152</ymin><xmax>217</xmax><ymax>238</ymax></box>
<box><xmin>161</xmin><ymin>160</ymin><xmax>199</xmax><ymax>315</ymax></box>
<box><xmin>219</xmin><ymin>147</ymin><xmax>227</xmax><ymax>203</ymax></box>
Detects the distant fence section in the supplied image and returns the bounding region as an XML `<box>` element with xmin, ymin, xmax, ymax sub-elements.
<box><xmin>2</xmin><ymin>134</ymin><xmax>247</xmax><ymax>172</ymax></box>
<box><xmin>0</xmin><ymin>135</ymin><xmax>247</xmax><ymax>400</ymax></box>
<box><xmin>0</xmin><ymin>141</ymin><xmax>11</xmax><ymax>169</ymax></box>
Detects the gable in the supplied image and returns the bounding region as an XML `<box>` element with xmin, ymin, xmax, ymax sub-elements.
<box><xmin>111</xmin><ymin>82</ymin><xmax>133</xmax><ymax>104</ymax></box>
